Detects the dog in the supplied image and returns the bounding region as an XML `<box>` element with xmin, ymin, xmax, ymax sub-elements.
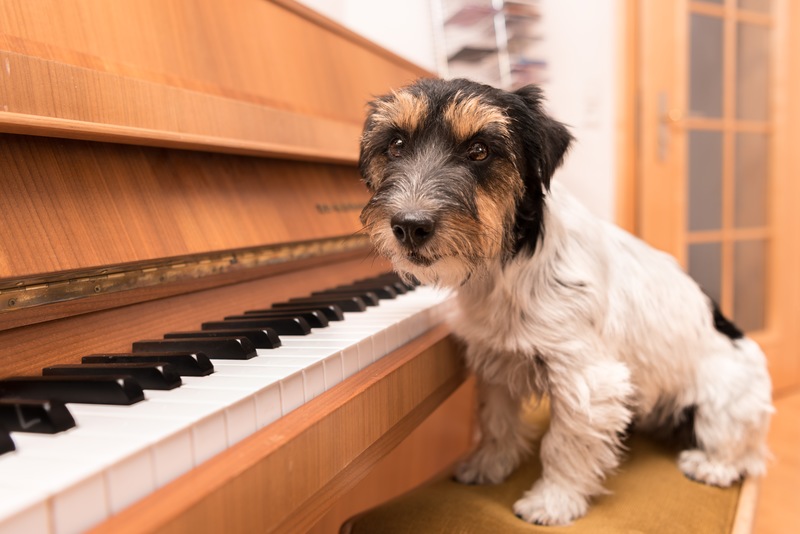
<box><xmin>357</xmin><ymin>78</ymin><xmax>773</xmax><ymax>525</ymax></box>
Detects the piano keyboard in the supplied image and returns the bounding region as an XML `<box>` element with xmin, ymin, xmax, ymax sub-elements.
<box><xmin>0</xmin><ymin>274</ymin><xmax>453</xmax><ymax>534</ymax></box>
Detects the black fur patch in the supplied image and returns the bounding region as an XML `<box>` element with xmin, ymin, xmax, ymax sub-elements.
<box><xmin>640</xmin><ymin>404</ymin><xmax>699</xmax><ymax>450</ymax></box>
<box><xmin>711</xmin><ymin>301</ymin><xmax>744</xmax><ymax>340</ymax></box>
<box><xmin>506</xmin><ymin>86</ymin><xmax>573</xmax><ymax>256</ymax></box>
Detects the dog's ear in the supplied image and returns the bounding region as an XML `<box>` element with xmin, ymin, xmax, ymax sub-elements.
<box><xmin>511</xmin><ymin>85</ymin><xmax>573</xmax><ymax>190</ymax></box>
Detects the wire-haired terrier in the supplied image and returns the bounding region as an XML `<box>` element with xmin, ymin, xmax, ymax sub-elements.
<box><xmin>358</xmin><ymin>78</ymin><xmax>773</xmax><ymax>525</ymax></box>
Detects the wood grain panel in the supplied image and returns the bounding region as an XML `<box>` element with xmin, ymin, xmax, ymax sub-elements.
<box><xmin>0</xmin><ymin>134</ymin><xmax>369</xmax><ymax>279</ymax></box>
<box><xmin>88</xmin><ymin>325</ymin><xmax>466</xmax><ymax>534</ymax></box>
<box><xmin>0</xmin><ymin>50</ymin><xmax>363</xmax><ymax>163</ymax></box>
<box><xmin>0</xmin><ymin>0</ymin><xmax>431</xmax><ymax>145</ymax></box>
<box><xmin>308</xmin><ymin>378</ymin><xmax>476</xmax><ymax>534</ymax></box>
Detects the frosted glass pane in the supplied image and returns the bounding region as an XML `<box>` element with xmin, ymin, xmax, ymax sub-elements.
<box><xmin>688</xmin><ymin>131</ymin><xmax>723</xmax><ymax>231</ymax></box>
<box><xmin>734</xmin><ymin>239</ymin><xmax>766</xmax><ymax>331</ymax></box>
<box><xmin>737</xmin><ymin>23</ymin><xmax>770</xmax><ymax>121</ymax></box>
<box><xmin>735</xmin><ymin>133</ymin><xmax>769</xmax><ymax>228</ymax></box>
<box><xmin>689</xmin><ymin>15</ymin><xmax>724</xmax><ymax>118</ymax></box>
<box><xmin>738</xmin><ymin>0</ymin><xmax>770</xmax><ymax>13</ymax></box>
<box><xmin>689</xmin><ymin>242</ymin><xmax>722</xmax><ymax>305</ymax></box>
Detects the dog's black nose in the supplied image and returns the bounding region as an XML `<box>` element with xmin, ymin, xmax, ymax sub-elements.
<box><xmin>391</xmin><ymin>212</ymin><xmax>435</xmax><ymax>248</ymax></box>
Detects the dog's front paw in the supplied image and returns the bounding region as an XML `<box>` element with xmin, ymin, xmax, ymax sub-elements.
<box><xmin>678</xmin><ymin>449</ymin><xmax>744</xmax><ymax>487</ymax></box>
<box><xmin>454</xmin><ymin>445</ymin><xmax>520</xmax><ymax>485</ymax></box>
<box><xmin>513</xmin><ymin>479</ymin><xmax>588</xmax><ymax>526</ymax></box>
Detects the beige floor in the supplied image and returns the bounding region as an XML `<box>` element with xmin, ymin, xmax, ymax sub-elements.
<box><xmin>753</xmin><ymin>389</ymin><xmax>800</xmax><ymax>533</ymax></box>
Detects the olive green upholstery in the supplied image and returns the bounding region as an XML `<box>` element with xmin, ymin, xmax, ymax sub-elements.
<box><xmin>344</xmin><ymin>406</ymin><xmax>742</xmax><ymax>534</ymax></box>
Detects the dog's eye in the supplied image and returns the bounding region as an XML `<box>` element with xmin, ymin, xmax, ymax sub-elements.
<box><xmin>467</xmin><ymin>142</ymin><xmax>489</xmax><ymax>161</ymax></box>
<box><xmin>388</xmin><ymin>138</ymin><xmax>405</xmax><ymax>158</ymax></box>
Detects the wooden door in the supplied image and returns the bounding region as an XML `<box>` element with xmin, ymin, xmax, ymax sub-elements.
<box><xmin>638</xmin><ymin>0</ymin><xmax>800</xmax><ymax>392</ymax></box>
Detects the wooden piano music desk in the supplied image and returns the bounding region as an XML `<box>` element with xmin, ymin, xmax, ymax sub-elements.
<box><xmin>0</xmin><ymin>1</ymin><xmax>474</xmax><ymax>532</ymax></box>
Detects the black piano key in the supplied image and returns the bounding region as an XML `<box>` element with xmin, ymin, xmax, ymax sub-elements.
<box><xmin>133</xmin><ymin>338</ymin><xmax>257</xmax><ymax>360</ymax></box>
<box><xmin>332</xmin><ymin>284</ymin><xmax>398</xmax><ymax>299</ymax></box>
<box><xmin>82</xmin><ymin>353</ymin><xmax>214</xmax><ymax>377</ymax></box>
<box><xmin>0</xmin><ymin>427</ymin><xmax>14</xmax><ymax>455</ymax></box>
<box><xmin>0</xmin><ymin>398</ymin><xmax>76</xmax><ymax>434</ymax></box>
<box><xmin>202</xmin><ymin>318</ymin><xmax>311</xmax><ymax>336</ymax></box>
<box><xmin>346</xmin><ymin>279</ymin><xmax>408</xmax><ymax>295</ymax></box>
<box><xmin>43</xmin><ymin>363</ymin><xmax>182</xmax><ymax>391</ymax></box>
<box><xmin>0</xmin><ymin>376</ymin><xmax>144</xmax><ymax>405</ymax></box>
<box><xmin>165</xmin><ymin>329</ymin><xmax>281</xmax><ymax>349</ymax></box>
<box><xmin>366</xmin><ymin>273</ymin><xmax>418</xmax><ymax>289</ymax></box>
<box><xmin>309</xmin><ymin>290</ymin><xmax>380</xmax><ymax>305</ymax></box>
<box><xmin>250</xmin><ymin>304</ymin><xmax>345</xmax><ymax>321</ymax></box>
<box><xmin>281</xmin><ymin>296</ymin><xmax>367</xmax><ymax>312</ymax></box>
<box><xmin>227</xmin><ymin>311</ymin><xmax>328</xmax><ymax>328</ymax></box>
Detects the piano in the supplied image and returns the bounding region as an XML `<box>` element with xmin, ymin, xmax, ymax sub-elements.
<box><xmin>0</xmin><ymin>1</ymin><xmax>472</xmax><ymax>532</ymax></box>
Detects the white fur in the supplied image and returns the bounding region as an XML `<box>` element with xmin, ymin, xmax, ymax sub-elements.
<box><xmin>442</xmin><ymin>183</ymin><xmax>773</xmax><ymax>525</ymax></box>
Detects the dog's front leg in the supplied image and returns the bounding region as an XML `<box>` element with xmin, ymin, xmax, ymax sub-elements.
<box><xmin>454</xmin><ymin>378</ymin><xmax>534</xmax><ymax>485</ymax></box>
<box><xmin>513</xmin><ymin>360</ymin><xmax>633</xmax><ymax>525</ymax></box>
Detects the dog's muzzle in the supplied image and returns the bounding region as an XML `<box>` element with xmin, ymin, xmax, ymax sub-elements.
<box><xmin>390</xmin><ymin>211</ymin><xmax>436</xmax><ymax>249</ymax></box>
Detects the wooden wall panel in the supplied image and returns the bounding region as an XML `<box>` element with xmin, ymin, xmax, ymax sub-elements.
<box><xmin>0</xmin><ymin>134</ymin><xmax>369</xmax><ymax>279</ymax></box>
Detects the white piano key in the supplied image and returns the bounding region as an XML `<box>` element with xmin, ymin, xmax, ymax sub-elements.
<box><xmin>57</xmin><ymin>409</ymin><xmax>195</xmax><ymax>491</ymax></box>
<box><xmin>53</xmin><ymin>472</ymin><xmax>107</xmax><ymax>534</ymax></box>
<box><xmin>280</xmin><ymin>332</ymin><xmax>370</xmax><ymax>342</ymax></box>
<box><xmin>152</xmin><ymin>429</ymin><xmax>193</xmax><ymax>487</ymax></box>
<box><xmin>0</xmin><ymin>456</ymin><xmax>108</xmax><ymax>534</ymax></box>
<box><xmin>0</xmin><ymin>486</ymin><xmax>50</xmax><ymax>534</ymax></box>
<box><xmin>276</xmin><ymin>338</ymin><xmax>359</xmax><ymax>349</ymax></box>
<box><xmin>323</xmin><ymin>354</ymin><xmax>344</xmax><ymax>388</ymax></box>
<box><xmin>342</xmin><ymin>345</ymin><xmax>360</xmax><ymax>379</ymax></box>
<box><xmin>106</xmin><ymin>449</ymin><xmax>155</xmax><ymax>514</ymax></box>
<box><xmin>66</xmin><ymin>399</ymin><xmax>216</xmax><ymax>422</ymax></box>
<box><xmin>303</xmin><ymin>361</ymin><xmax>325</xmax><ymax>401</ymax></box>
<box><xmin>225</xmin><ymin>398</ymin><xmax>257</xmax><ymax>446</ymax></box>
<box><xmin>178</xmin><ymin>376</ymin><xmax>278</xmax><ymax>392</ymax></box>
<box><xmin>279</xmin><ymin>371</ymin><xmax>305</xmax><ymax>414</ymax></box>
<box><xmin>235</xmin><ymin>356</ymin><xmax>323</xmax><ymax>368</ymax></box>
<box><xmin>11</xmin><ymin>429</ymin><xmax>161</xmax><ymax>521</ymax></box>
<box><xmin>356</xmin><ymin>338</ymin><xmax>374</xmax><ymax>370</ymax></box>
<box><xmin>254</xmin><ymin>383</ymin><xmax>281</xmax><ymax>428</ymax></box>
<box><xmin>253</xmin><ymin>347</ymin><xmax>336</xmax><ymax>359</ymax></box>
<box><xmin>191</xmin><ymin>413</ymin><xmax>227</xmax><ymax>464</ymax></box>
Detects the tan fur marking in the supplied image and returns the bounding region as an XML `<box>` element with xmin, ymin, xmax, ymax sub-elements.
<box><xmin>475</xmin><ymin>192</ymin><xmax>507</xmax><ymax>259</ymax></box>
<box><xmin>444</xmin><ymin>94</ymin><xmax>510</xmax><ymax>141</ymax></box>
<box><xmin>372</xmin><ymin>91</ymin><xmax>428</xmax><ymax>132</ymax></box>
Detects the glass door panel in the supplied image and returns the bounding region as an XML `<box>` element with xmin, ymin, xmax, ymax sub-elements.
<box><xmin>689</xmin><ymin>14</ymin><xmax>724</xmax><ymax>117</ymax></box>
<box><xmin>685</xmin><ymin>0</ymin><xmax>772</xmax><ymax>332</ymax></box>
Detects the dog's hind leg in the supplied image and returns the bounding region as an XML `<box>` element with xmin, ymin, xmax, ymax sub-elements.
<box><xmin>678</xmin><ymin>339</ymin><xmax>772</xmax><ymax>486</ymax></box>
<box><xmin>513</xmin><ymin>359</ymin><xmax>633</xmax><ymax>525</ymax></box>
<box><xmin>454</xmin><ymin>379</ymin><xmax>535</xmax><ymax>485</ymax></box>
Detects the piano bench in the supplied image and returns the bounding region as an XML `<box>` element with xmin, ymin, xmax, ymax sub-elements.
<box><xmin>341</xmin><ymin>403</ymin><xmax>757</xmax><ymax>534</ymax></box>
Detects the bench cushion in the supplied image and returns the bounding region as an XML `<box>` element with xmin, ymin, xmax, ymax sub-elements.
<box><xmin>344</xmin><ymin>405</ymin><xmax>743</xmax><ymax>533</ymax></box>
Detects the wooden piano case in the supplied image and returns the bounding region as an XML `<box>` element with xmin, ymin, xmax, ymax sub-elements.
<box><xmin>0</xmin><ymin>1</ymin><xmax>473</xmax><ymax>531</ymax></box>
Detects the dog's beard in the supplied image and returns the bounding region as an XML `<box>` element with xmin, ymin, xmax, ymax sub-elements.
<box><xmin>365</xmin><ymin>222</ymin><xmax>492</xmax><ymax>288</ymax></box>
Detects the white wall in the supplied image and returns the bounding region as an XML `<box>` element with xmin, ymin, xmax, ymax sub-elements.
<box><xmin>298</xmin><ymin>0</ymin><xmax>438</xmax><ymax>72</ymax></box>
<box><xmin>538</xmin><ymin>0</ymin><xmax>618</xmax><ymax>222</ymax></box>
<box><xmin>298</xmin><ymin>0</ymin><xmax>619</xmax><ymax>221</ymax></box>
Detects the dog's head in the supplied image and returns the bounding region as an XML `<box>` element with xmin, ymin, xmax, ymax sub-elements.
<box><xmin>358</xmin><ymin>78</ymin><xmax>572</xmax><ymax>287</ymax></box>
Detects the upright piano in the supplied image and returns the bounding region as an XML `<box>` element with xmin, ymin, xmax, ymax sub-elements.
<box><xmin>0</xmin><ymin>1</ymin><xmax>471</xmax><ymax>532</ymax></box>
